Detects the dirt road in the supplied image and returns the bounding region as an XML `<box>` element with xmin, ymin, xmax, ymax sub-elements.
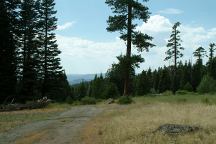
<box><xmin>0</xmin><ymin>106</ymin><xmax>102</xmax><ymax>144</ymax></box>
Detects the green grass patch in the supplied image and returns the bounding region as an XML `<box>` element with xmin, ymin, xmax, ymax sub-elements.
<box><xmin>133</xmin><ymin>93</ymin><xmax>216</xmax><ymax>105</ymax></box>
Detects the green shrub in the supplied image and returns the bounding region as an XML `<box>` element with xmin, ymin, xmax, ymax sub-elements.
<box><xmin>176</xmin><ymin>90</ymin><xmax>189</xmax><ymax>95</ymax></box>
<box><xmin>183</xmin><ymin>82</ymin><xmax>193</xmax><ymax>92</ymax></box>
<box><xmin>65</xmin><ymin>96</ymin><xmax>73</xmax><ymax>104</ymax></box>
<box><xmin>72</xmin><ymin>100</ymin><xmax>82</xmax><ymax>105</ymax></box>
<box><xmin>162</xmin><ymin>90</ymin><xmax>173</xmax><ymax>96</ymax></box>
<box><xmin>197</xmin><ymin>75</ymin><xmax>216</xmax><ymax>94</ymax></box>
<box><xmin>81</xmin><ymin>97</ymin><xmax>96</xmax><ymax>105</ymax></box>
<box><xmin>150</xmin><ymin>88</ymin><xmax>157</xmax><ymax>94</ymax></box>
<box><xmin>103</xmin><ymin>83</ymin><xmax>120</xmax><ymax>99</ymax></box>
<box><xmin>118</xmin><ymin>96</ymin><xmax>133</xmax><ymax>105</ymax></box>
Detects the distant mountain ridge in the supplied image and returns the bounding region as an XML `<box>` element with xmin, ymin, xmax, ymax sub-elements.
<box><xmin>67</xmin><ymin>74</ymin><xmax>105</xmax><ymax>85</ymax></box>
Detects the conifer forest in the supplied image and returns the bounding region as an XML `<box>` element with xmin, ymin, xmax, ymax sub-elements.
<box><xmin>1</xmin><ymin>1</ymin><xmax>216</xmax><ymax>143</ymax></box>
<box><xmin>1</xmin><ymin>0</ymin><xmax>216</xmax><ymax>104</ymax></box>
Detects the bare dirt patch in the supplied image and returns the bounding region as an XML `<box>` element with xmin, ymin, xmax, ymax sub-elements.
<box><xmin>0</xmin><ymin>105</ymin><xmax>102</xmax><ymax>144</ymax></box>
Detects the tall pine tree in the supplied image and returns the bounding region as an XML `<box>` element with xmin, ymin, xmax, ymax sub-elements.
<box><xmin>192</xmin><ymin>46</ymin><xmax>207</xmax><ymax>91</ymax></box>
<box><xmin>19</xmin><ymin>0</ymin><xmax>41</xmax><ymax>102</ymax></box>
<box><xmin>105</xmin><ymin>0</ymin><xmax>154</xmax><ymax>96</ymax></box>
<box><xmin>165</xmin><ymin>22</ymin><xmax>184</xmax><ymax>94</ymax></box>
<box><xmin>193</xmin><ymin>46</ymin><xmax>207</xmax><ymax>64</ymax></box>
<box><xmin>207</xmin><ymin>43</ymin><xmax>216</xmax><ymax>77</ymax></box>
<box><xmin>0</xmin><ymin>0</ymin><xmax>18</xmax><ymax>103</ymax></box>
<box><xmin>39</xmin><ymin>0</ymin><xmax>63</xmax><ymax>98</ymax></box>
<box><xmin>158</xmin><ymin>67</ymin><xmax>171</xmax><ymax>93</ymax></box>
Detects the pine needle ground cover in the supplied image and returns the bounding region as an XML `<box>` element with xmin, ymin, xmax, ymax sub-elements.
<box><xmin>82</xmin><ymin>94</ymin><xmax>216</xmax><ymax>144</ymax></box>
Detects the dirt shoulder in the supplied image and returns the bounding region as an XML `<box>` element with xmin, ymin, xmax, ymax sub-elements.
<box><xmin>0</xmin><ymin>105</ymin><xmax>102</xmax><ymax>144</ymax></box>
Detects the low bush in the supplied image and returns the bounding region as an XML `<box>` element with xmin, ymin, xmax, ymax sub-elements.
<box><xmin>102</xmin><ymin>82</ymin><xmax>120</xmax><ymax>99</ymax></box>
<box><xmin>197</xmin><ymin>75</ymin><xmax>216</xmax><ymax>94</ymax></box>
<box><xmin>183</xmin><ymin>82</ymin><xmax>193</xmax><ymax>92</ymax></box>
<box><xmin>118</xmin><ymin>96</ymin><xmax>133</xmax><ymax>105</ymax></box>
<box><xmin>65</xmin><ymin>96</ymin><xmax>73</xmax><ymax>104</ymax></box>
<box><xmin>81</xmin><ymin>97</ymin><xmax>96</xmax><ymax>105</ymax></box>
<box><xmin>71</xmin><ymin>100</ymin><xmax>82</xmax><ymax>105</ymax></box>
<box><xmin>162</xmin><ymin>91</ymin><xmax>173</xmax><ymax>96</ymax></box>
<box><xmin>150</xmin><ymin>88</ymin><xmax>157</xmax><ymax>94</ymax></box>
<box><xmin>176</xmin><ymin>90</ymin><xmax>190</xmax><ymax>95</ymax></box>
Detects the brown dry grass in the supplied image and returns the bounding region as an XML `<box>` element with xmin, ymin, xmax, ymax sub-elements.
<box><xmin>14</xmin><ymin>130</ymin><xmax>48</xmax><ymax>144</ymax></box>
<box><xmin>82</xmin><ymin>103</ymin><xmax>216</xmax><ymax>144</ymax></box>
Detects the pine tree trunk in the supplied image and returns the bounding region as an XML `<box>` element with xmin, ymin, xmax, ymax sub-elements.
<box><xmin>42</xmin><ymin>3</ymin><xmax>48</xmax><ymax>97</ymax></box>
<box><xmin>0</xmin><ymin>0</ymin><xmax>17</xmax><ymax>103</ymax></box>
<box><xmin>173</xmin><ymin>28</ymin><xmax>177</xmax><ymax>95</ymax></box>
<box><xmin>123</xmin><ymin>3</ymin><xmax>132</xmax><ymax>96</ymax></box>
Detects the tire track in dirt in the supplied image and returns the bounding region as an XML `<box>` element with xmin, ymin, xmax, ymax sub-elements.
<box><xmin>0</xmin><ymin>106</ymin><xmax>102</xmax><ymax>144</ymax></box>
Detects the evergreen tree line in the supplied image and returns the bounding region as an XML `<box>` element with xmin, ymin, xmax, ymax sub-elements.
<box><xmin>1</xmin><ymin>0</ymin><xmax>216</xmax><ymax>103</ymax></box>
<box><xmin>71</xmin><ymin>43</ymin><xmax>216</xmax><ymax>100</ymax></box>
<box><xmin>71</xmin><ymin>74</ymin><xmax>120</xmax><ymax>101</ymax></box>
<box><xmin>70</xmin><ymin>17</ymin><xmax>216</xmax><ymax>100</ymax></box>
<box><xmin>71</xmin><ymin>40</ymin><xmax>216</xmax><ymax>100</ymax></box>
<box><xmin>0</xmin><ymin>0</ymin><xmax>70</xmax><ymax>104</ymax></box>
<box><xmin>135</xmin><ymin>52</ymin><xmax>216</xmax><ymax>96</ymax></box>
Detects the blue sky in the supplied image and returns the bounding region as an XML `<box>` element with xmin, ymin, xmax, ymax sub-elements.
<box><xmin>55</xmin><ymin>0</ymin><xmax>216</xmax><ymax>74</ymax></box>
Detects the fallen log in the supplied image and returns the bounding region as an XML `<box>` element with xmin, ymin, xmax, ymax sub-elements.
<box><xmin>0</xmin><ymin>97</ymin><xmax>50</xmax><ymax>112</ymax></box>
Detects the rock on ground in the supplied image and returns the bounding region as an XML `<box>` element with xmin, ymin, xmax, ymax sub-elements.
<box><xmin>156</xmin><ymin>124</ymin><xmax>200</xmax><ymax>135</ymax></box>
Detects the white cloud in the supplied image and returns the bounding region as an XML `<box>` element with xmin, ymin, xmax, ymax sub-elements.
<box><xmin>57</xmin><ymin>15</ymin><xmax>216</xmax><ymax>74</ymax></box>
<box><xmin>137</xmin><ymin>15</ymin><xmax>216</xmax><ymax>49</ymax></box>
<box><xmin>179</xmin><ymin>25</ymin><xmax>216</xmax><ymax>64</ymax></box>
<box><xmin>57</xmin><ymin>35</ymin><xmax>125</xmax><ymax>74</ymax></box>
<box><xmin>57</xmin><ymin>22</ymin><xmax>75</xmax><ymax>31</ymax></box>
<box><xmin>181</xmin><ymin>26</ymin><xmax>216</xmax><ymax>46</ymax></box>
<box><xmin>158</xmin><ymin>8</ymin><xmax>183</xmax><ymax>15</ymax></box>
<box><xmin>136</xmin><ymin>15</ymin><xmax>216</xmax><ymax>68</ymax></box>
<box><xmin>137</xmin><ymin>15</ymin><xmax>172</xmax><ymax>33</ymax></box>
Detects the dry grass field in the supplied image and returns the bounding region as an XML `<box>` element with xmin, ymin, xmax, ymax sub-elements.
<box><xmin>82</xmin><ymin>95</ymin><xmax>216</xmax><ymax>144</ymax></box>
